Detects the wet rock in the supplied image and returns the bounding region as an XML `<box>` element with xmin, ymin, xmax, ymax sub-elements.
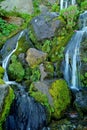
<box><xmin>29</xmin><ymin>12</ymin><xmax>62</xmax><ymax>42</ymax></box>
<box><xmin>5</xmin><ymin>89</ymin><xmax>47</xmax><ymax>130</ymax></box>
<box><xmin>74</xmin><ymin>89</ymin><xmax>87</xmax><ymax>113</ymax></box>
<box><xmin>26</xmin><ymin>48</ymin><xmax>47</xmax><ymax>67</ymax></box>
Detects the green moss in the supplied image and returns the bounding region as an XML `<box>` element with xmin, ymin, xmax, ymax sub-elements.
<box><xmin>49</xmin><ymin>31</ymin><xmax>74</xmax><ymax>62</ymax></box>
<box><xmin>29</xmin><ymin>83</ymin><xmax>51</xmax><ymax>122</ymax></box>
<box><xmin>81</xmin><ymin>0</ymin><xmax>87</xmax><ymax>11</ymax></box>
<box><xmin>0</xmin><ymin>79</ymin><xmax>5</xmax><ymax>84</ymax></box>
<box><xmin>49</xmin><ymin>79</ymin><xmax>71</xmax><ymax>119</ymax></box>
<box><xmin>0</xmin><ymin>66</ymin><xmax>4</xmax><ymax>79</ymax></box>
<box><xmin>14</xmin><ymin>36</ymin><xmax>32</xmax><ymax>56</ymax></box>
<box><xmin>0</xmin><ymin>87</ymin><xmax>15</xmax><ymax>128</ymax></box>
<box><xmin>8</xmin><ymin>55</ymin><xmax>25</xmax><ymax>82</ymax></box>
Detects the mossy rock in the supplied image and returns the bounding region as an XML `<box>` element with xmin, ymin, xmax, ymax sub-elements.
<box><xmin>0</xmin><ymin>85</ymin><xmax>15</xmax><ymax>129</ymax></box>
<box><xmin>29</xmin><ymin>79</ymin><xmax>71</xmax><ymax>120</ymax></box>
<box><xmin>0</xmin><ymin>66</ymin><xmax>4</xmax><ymax>79</ymax></box>
<box><xmin>49</xmin><ymin>79</ymin><xmax>71</xmax><ymax>119</ymax></box>
<box><xmin>29</xmin><ymin>83</ymin><xmax>51</xmax><ymax>123</ymax></box>
<box><xmin>14</xmin><ymin>35</ymin><xmax>33</xmax><ymax>56</ymax></box>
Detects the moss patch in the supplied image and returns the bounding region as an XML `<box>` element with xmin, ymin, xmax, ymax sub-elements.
<box><xmin>49</xmin><ymin>79</ymin><xmax>71</xmax><ymax>119</ymax></box>
<box><xmin>0</xmin><ymin>87</ymin><xmax>15</xmax><ymax>128</ymax></box>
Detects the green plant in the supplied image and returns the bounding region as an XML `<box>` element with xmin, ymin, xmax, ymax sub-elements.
<box><xmin>8</xmin><ymin>55</ymin><xmax>25</xmax><ymax>82</ymax></box>
<box><xmin>81</xmin><ymin>1</ymin><xmax>87</xmax><ymax>11</ymax></box>
<box><xmin>51</xmin><ymin>3</ymin><xmax>59</xmax><ymax>12</ymax></box>
<box><xmin>0</xmin><ymin>18</ymin><xmax>18</xmax><ymax>40</ymax></box>
<box><xmin>42</xmin><ymin>40</ymin><xmax>51</xmax><ymax>53</ymax></box>
<box><xmin>60</xmin><ymin>5</ymin><xmax>79</xmax><ymax>30</ymax></box>
<box><xmin>30</xmin><ymin>67</ymin><xmax>41</xmax><ymax>82</ymax></box>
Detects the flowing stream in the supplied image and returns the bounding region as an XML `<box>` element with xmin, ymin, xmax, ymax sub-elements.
<box><xmin>1</xmin><ymin>31</ymin><xmax>47</xmax><ymax>130</ymax></box>
<box><xmin>60</xmin><ymin>0</ymin><xmax>76</xmax><ymax>10</ymax></box>
<box><xmin>63</xmin><ymin>11</ymin><xmax>87</xmax><ymax>90</ymax></box>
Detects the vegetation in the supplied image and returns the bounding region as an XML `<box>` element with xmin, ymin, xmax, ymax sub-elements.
<box><xmin>60</xmin><ymin>5</ymin><xmax>79</xmax><ymax>30</ymax></box>
<box><xmin>8</xmin><ymin>55</ymin><xmax>25</xmax><ymax>82</ymax></box>
<box><xmin>49</xmin><ymin>79</ymin><xmax>71</xmax><ymax>119</ymax></box>
<box><xmin>81</xmin><ymin>0</ymin><xmax>87</xmax><ymax>11</ymax></box>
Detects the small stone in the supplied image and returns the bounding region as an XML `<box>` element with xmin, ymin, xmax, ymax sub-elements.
<box><xmin>26</xmin><ymin>48</ymin><xmax>47</xmax><ymax>67</ymax></box>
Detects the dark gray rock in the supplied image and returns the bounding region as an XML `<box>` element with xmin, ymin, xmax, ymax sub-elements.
<box><xmin>29</xmin><ymin>12</ymin><xmax>61</xmax><ymax>41</ymax></box>
<box><xmin>5</xmin><ymin>89</ymin><xmax>47</xmax><ymax>130</ymax></box>
<box><xmin>74</xmin><ymin>89</ymin><xmax>87</xmax><ymax>113</ymax></box>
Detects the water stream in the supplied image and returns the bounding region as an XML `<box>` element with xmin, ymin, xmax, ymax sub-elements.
<box><xmin>63</xmin><ymin>11</ymin><xmax>87</xmax><ymax>90</ymax></box>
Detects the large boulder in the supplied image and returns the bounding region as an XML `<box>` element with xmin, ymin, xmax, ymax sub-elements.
<box><xmin>29</xmin><ymin>79</ymin><xmax>71</xmax><ymax>119</ymax></box>
<box><xmin>29</xmin><ymin>12</ymin><xmax>63</xmax><ymax>42</ymax></box>
<box><xmin>0</xmin><ymin>84</ymin><xmax>15</xmax><ymax>129</ymax></box>
<box><xmin>0</xmin><ymin>0</ymin><xmax>33</xmax><ymax>14</ymax></box>
<box><xmin>26</xmin><ymin>48</ymin><xmax>47</xmax><ymax>68</ymax></box>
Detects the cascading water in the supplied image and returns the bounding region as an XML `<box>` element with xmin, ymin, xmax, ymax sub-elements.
<box><xmin>63</xmin><ymin>11</ymin><xmax>87</xmax><ymax>90</ymax></box>
<box><xmin>60</xmin><ymin>0</ymin><xmax>76</xmax><ymax>10</ymax></box>
<box><xmin>1</xmin><ymin>30</ymin><xmax>48</xmax><ymax>130</ymax></box>
<box><xmin>2</xmin><ymin>31</ymin><xmax>24</xmax><ymax>82</ymax></box>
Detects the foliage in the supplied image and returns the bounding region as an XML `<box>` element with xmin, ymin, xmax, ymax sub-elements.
<box><xmin>8</xmin><ymin>55</ymin><xmax>25</xmax><ymax>82</ymax></box>
<box><xmin>51</xmin><ymin>2</ymin><xmax>59</xmax><ymax>12</ymax></box>
<box><xmin>0</xmin><ymin>87</ymin><xmax>15</xmax><ymax>129</ymax></box>
<box><xmin>49</xmin><ymin>79</ymin><xmax>71</xmax><ymax>119</ymax></box>
<box><xmin>81</xmin><ymin>1</ymin><xmax>87</xmax><ymax>11</ymax></box>
<box><xmin>30</xmin><ymin>67</ymin><xmax>41</xmax><ymax>82</ymax></box>
<box><xmin>60</xmin><ymin>5</ymin><xmax>79</xmax><ymax>30</ymax></box>
<box><xmin>42</xmin><ymin>40</ymin><xmax>51</xmax><ymax>53</ymax></box>
<box><xmin>0</xmin><ymin>18</ymin><xmax>18</xmax><ymax>37</ymax></box>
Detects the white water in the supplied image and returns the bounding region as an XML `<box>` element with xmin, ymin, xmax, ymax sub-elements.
<box><xmin>60</xmin><ymin>0</ymin><xmax>76</xmax><ymax>10</ymax></box>
<box><xmin>64</xmin><ymin>51</ymin><xmax>69</xmax><ymax>84</ymax></box>
<box><xmin>64</xmin><ymin>13</ymin><xmax>87</xmax><ymax>90</ymax></box>
<box><xmin>71</xmin><ymin>0</ymin><xmax>76</xmax><ymax>5</ymax></box>
<box><xmin>2</xmin><ymin>31</ymin><xmax>24</xmax><ymax>82</ymax></box>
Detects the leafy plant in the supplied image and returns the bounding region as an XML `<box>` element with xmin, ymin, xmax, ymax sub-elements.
<box><xmin>81</xmin><ymin>1</ymin><xmax>87</xmax><ymax>11</ymax></box>
<box><xmin>60</xmin><ymin>5</ymin><xmax>79</xmax><ymax>30</ymax></box>
<box><xmin>51</xmin><ymin>3</ymin><xmax>59</xmax><ymax>12</ymax></box>
<box><xmin>8</xmin><ymin>55</ymin><xmax>25</xmax><ymax>82</ymax></box>
<box><xmin>0</xmin><ymin>18</ymin><xmax>18</xmax><ymax>39</ymax></box>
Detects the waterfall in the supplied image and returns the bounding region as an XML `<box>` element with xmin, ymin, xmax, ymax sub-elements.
<box><xmin>63</xmin><ymin>11</ymin><xmax>87</xmax><ymax>90</ymax></box>
<box><xmin>2</xmin><ymin>31</ymin><xmax>24</xmax><ymax>81</ymax></box>
<box><xmin>71</xmin><ymin>0</ymin><xmax>76</xmax><ymax>5</ymax></box>
<box><xmin>60</xmin><ymin>0</ymin><xmax>63</xmax><ymax>10</ymax></box>
<box><xmin>60</xmin><ymin>0</ymin><xmax>76</xmax><ymax>10</ymax></box>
